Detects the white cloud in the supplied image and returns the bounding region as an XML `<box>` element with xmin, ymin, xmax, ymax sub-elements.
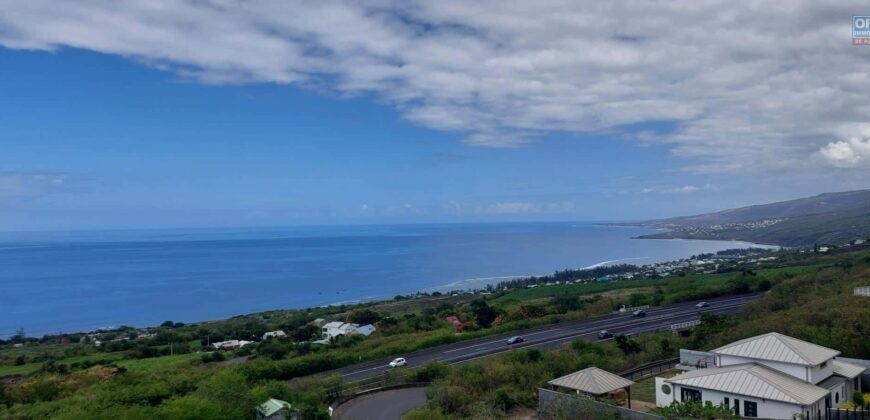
<box><xmin>0</xmin><ymin>172</ymin><xmax>69</xmax><ymax>198</ymax></box>
<box><xmin>642</xmin><ymin>184</ymin><xmax>713</xmax><ymax>194</ymax></box>
<box><xmin>478</xmin><ymin>201</ymin><xmax>575</xmax><ymax>215</ymax></box>
<box><xmin>819</xmin><ymin>137</ymin><xmax>870</xmax><ymax>168</ymax></box>
<box><xmin>1</xmin><ymin>1</ymin><xmax>869</xmax><ymax>173</ymax></box>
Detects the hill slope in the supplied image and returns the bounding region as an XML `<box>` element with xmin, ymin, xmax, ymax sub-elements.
<box><xmin>640</xmin><ymin>190</ymin><xmax>870</xmax><ymax>246</ymax></box>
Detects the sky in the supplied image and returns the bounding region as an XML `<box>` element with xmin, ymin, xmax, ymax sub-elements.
<box><xmin>2</xmin><ymin>1</ymin><xmax>870</xmax><ymax>231</ymax></box>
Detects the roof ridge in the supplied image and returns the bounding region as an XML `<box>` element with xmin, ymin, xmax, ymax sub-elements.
<box><xmin>772</xmin><ymin>333</ymin><xmax>813</xmax><ymax>364</ymax></box>
<box><xmin>745</xmin><ymin>364</ymin><xmax>802</xmax><ymax>402</ymax></box>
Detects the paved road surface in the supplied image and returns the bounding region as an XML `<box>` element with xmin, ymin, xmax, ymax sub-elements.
<box><xmin>334</xmin><ymin>293</ymin><xmax>761</xmax><ymax>382</ymax></box>
<box><xmin>335</xmin><ymin>387</ymin><xmax>427</xmax><ymax>420</ymax></box>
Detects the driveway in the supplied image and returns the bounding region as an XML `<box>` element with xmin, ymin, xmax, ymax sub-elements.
<box><xmin>335</xmin><ymin>387</ymin><xmax>428</xmax><ymax>420</ymax></box>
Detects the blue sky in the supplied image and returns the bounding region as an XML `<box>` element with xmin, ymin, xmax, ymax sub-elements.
<box><xmin>1</xmin><ymin>2</ymin><xmax>870</xmax><ymax>231</ymax></box>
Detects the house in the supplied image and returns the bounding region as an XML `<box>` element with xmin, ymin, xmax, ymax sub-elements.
<box><xmin>256</xmin><ymin>398</ymin><xmax>296</xmax><ymax>420</ymax></box>
<box><xmin>354</xmin><ymin>324</ymin><xmax>376</xmax><ymax>336</ymax></box>
<box><xmin>321</xmin><ymin>322</ymin><xmax>358</xmax><ymax>339</ymax></box>
<box><xmin>310</xmin><ymin>318</ymin><xmax>327</xmax><ymax>328</ymax></box>
<box><xmin>261</xmin><ymin>330</ymin><xmax>286</xmax><ymax>341</ymax></box>
<box><xmin>547</xmin><ymin>366</ymin><xmax>635</xmax><ymax>407</ymax></box>
<box><xmin>212</xmin><ymin>339</ymin><xmax>253</xmax><ymax>351</ymax></box>
<box><xmin>445</xmin><ymin>316</ymin><xmax>465</xmax><ymax>331</ymax></box>
<box><xmin>655</xmin><ymin>332</ymin><xmax>866</xmax><ymax>419</ymax></box>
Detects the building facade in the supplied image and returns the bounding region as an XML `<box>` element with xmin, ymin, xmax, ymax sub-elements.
<box><xmin>655</xmin><ymin>333</ymin><xmax>866</xmax><ymax>419</ymax></box>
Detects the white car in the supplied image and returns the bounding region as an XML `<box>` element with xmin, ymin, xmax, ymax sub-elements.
<box><xmin>695</xmin><ymin>302</ymin><xmax>709</xmax><ymax>308</ymax></box>
<box><xmin>389</xmin><ymin>357</ymin><xmax>407</xmax><ymax>368</ymax></box>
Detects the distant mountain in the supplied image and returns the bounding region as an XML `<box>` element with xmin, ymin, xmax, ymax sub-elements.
<box><xmin>638</xmin><ymin>190</ymin><xmax>870</xmax><ymax>247</ymax></box>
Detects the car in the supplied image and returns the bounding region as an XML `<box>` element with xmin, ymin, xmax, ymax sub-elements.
<box><xmin>597</xmin><ymin>330</ymin><xmax>613</xmax><ymax>339</ymax></box>
<box><xmin>632</xmin><ymin>309</ymin><xmax>646</xmax><ymax>317</ymax></box>
<box><xmin>389</xmin><ymin>357</ymin><xmax>407</xmax><ymax>368</ymax></box>
<box><xmin>506</xmin><ymin>336</ymin><xmax>524</xmax><ymax>345</ymax></box>
<box><xmin>695</xmin><ymin>302</ymin><xmax>709</xmax><ymax>308</ymax></box>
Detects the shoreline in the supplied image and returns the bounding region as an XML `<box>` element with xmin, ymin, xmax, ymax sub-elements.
<box><xmin>3</xmin><ymin>232</ymin><xmax>779</xmax><ymax>338</ymax></box>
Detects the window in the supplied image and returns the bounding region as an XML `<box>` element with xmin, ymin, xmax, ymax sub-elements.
<box><xmin>734</xmin><ymin>399</ymin><xmax>740</xmax><ymax>415</ymax></box>
<box><xmin>820</xmin><ymin>361</ymin><xmax>827</xmax><ymax>369</ymax></box>
<box><xmin>724</xmin><ymin>397</ymin><xmax>729</xmax><ymax>407</ymax></box>
<box><xmin>835</xmin><ymin>392</ymin><xmax>839</xmax><ymax>403</ymax></box>
<box><xmin>744</xmin><ymin>401</ymin><xmax>757</xmax><ymax>417</ymax></box>
<box><xmin>680</xmin><ymin>387</ymin><xmax>702</xmax><ymax>402</ymax></box>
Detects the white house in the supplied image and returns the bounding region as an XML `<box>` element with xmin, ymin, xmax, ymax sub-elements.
<box><xmin>321</xmin><ymin>322</ymin><xmax>358</xmax><ymax>339</ymax></box>
<box><xmin>212</xmin><ymin>339</ymin><xmax>253</xmax><ymax>351</ymax></box>
<box><xmin>261</xmin><ymin>330</ymin><xmax>287</xmax><ymax>341</ymax></box>
<box><xmin>655</xmin><ymin>332</ymin><xmax>865</xmax><ymax>419</ymax></box>
<box><xmin>354</xmin><ymin>324</ymin><xmax>377</xmax><ymax>336</ymax></box>
<box><xmin>320</xmin><ymin>322</ymin><xmax>377</xmax><ymax>339</ymax></box>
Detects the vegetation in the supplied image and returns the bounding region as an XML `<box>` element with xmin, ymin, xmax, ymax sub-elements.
<box><xmin>1</xmin><ymin>247</ymin><xmax>868</xmax><ymax>418</ymax></box>
<box><xmin>654</xmin><ymin>400</ymin><xmax>738</xmax><ymax>419</ymax></box>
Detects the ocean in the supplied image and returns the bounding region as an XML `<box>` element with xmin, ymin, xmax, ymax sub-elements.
<box><xmin>0</xmin><ymin>222</ymin><xmax>769</xmax><ymax>336</ymax></box>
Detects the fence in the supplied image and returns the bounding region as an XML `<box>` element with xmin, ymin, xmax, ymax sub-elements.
<box><xmin>678</xmin><ymin>349</ymin><xmax>715</xmax><ymax>369</ymax></box>
<box><xmin>619</xmin><ymin>357</ymin><xmax>679</xmax><ymax>381</ymax></box>
<box><xmin>827</xmin><ymin>405</ymin><xmax>870</xmax><ymax>420</ymax></box>
<box><xmin>538</xmin><ymin>388</ymin><xmax>662</xmax><ymax>420</ymax></box>
<box><xmin>669</xmin><ymin>319</ymin><xmax>701</xmax><ymax>332</ymax></box>
<box><xmin>615</xmin><ymin>305</ymin><xmax>650</xmax><ymax>314</ymax></box>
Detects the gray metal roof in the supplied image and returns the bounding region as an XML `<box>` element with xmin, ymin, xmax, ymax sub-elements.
<box><xmin>711</xmin><ymin>332</ymin><xmax>839</xmax><ymax>366</ymax></box>
<box><xmin>547</xmin><ymin>366</ymin><xmax>635</xmax><ymax>395</ymax></box>
<box><xmin>666</xmin><ymin>363</ymin><xmax>828</xmax><ymax>406</ymax></box>
<box><xmin>832</xmin><ymin>360</ymin><xmax>867</xmax><ymax>378</ymax></box>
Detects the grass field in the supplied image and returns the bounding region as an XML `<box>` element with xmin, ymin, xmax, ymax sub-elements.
<box><xmin>631</xmin><ymin>369</ymin><xmax>678</xmax><ymax>403</ymax></box>
<box><xmin>0</xmin><ymin>352</ymin><xmax>127</xmax><ymax>376</ymax></box>
<box><xmin>115</xmin><ymin>353</ymin><xmax>201</xmax><ymax>371</ymax></box>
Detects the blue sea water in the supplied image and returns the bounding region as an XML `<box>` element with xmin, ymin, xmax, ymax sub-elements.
<box><xmin>0</xmin><ymin>222</ymin><xmax>769</xmax><ymax>336</ymax></box>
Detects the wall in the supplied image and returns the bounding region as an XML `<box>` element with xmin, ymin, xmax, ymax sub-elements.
<box><xmin>809</xmin><ymin>360</ymin><xmax>835</xmax><ymax>385</ymax></box>
<box><xmin>837</xmin><ymin>357</ymin><xmax>870</xmax><ymax>391</ymax></box>
<box><xmin>538</xmin><ymin>388</ymin><xmax>662</xmax><ymax>420</ymax></box>
<box><xmin>658</xmin><ymin>381</ymin><xmax>807</xmax><ymax>419</ymax></box>
<box><xmin>718</xmin><ymin>354</ymin><xmax>811</xmax><ymax>383</ymax></box>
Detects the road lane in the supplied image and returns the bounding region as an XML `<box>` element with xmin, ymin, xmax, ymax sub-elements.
<box><xmin>337</xmin><ymin>293</ymin><xmax>761</xmax><ymax>382</ymax></box>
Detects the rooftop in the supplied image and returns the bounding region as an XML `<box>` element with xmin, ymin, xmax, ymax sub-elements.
<box><xmin>711</xmin><ymin>332</ymin><xmax>839</xmax><ymax>366</ymax></box>
<box><xmin>548</xmin><ymin>366</ymin><xmax>634</xmax><ymax>395</ymax></box>
<box><xmin>665</xmin><ymin>363</ymin><xmax>828</xmax><ymax>405</ymax></box>
<box><xmin>832</xmin><ymin>360</ymin><xmax>867</xmax><ymax>379</ymax></box>
<box><xmin>257</xmin><ymin>398</ymin><xmax>292</xmax><ymax>417</ymax></box>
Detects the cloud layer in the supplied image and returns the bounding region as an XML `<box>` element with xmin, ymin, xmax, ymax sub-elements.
<box><xmin>0</xmin><ymin>172</ymin><xmax>69</xmax><ymax>198</ymax></box>
<box><xmin>2</xmin><ymin>1</ymin><xmax>869</xmax><ymax>172</ymax></box>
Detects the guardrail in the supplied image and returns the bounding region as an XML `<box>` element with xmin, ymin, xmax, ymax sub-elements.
<box><xmin>618</xmin><ymin>357</ymin><xmax>679</xmax><ymax>381</ymax></box>
<box><xmin>615</xmin><ymin>305</ymin><xmax>650</xmax><ymax>314</ymax></box>
<box><xmin>669</xmin><ymin>319</ymin><xmax>701</xmax><ymax>331</ymax></box>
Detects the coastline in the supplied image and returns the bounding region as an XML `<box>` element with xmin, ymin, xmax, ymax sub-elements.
<box><xmin>1</xmin><ymin>223</ymin><xmax>779</xmax><ymax>337</ymax></box>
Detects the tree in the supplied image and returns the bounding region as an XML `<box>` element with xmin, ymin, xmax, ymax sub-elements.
<box><xmin>470</xmin><ymin>300</ymin><xmax>498</xmax><ymax>328</ymax></box>
<box><xmin>552</xmin><ymin>295</ymin><xmax>581</xmax><ymax>313</ymax></box>
<box><xmin>350</xmin><ymin>309</ymin><xmax>381</xmax><ymax>325</ymax></box>
<box><xmin>614</xmin><ymin>334</ymin><xmax>641</xmax><ymax>354</ymax></box>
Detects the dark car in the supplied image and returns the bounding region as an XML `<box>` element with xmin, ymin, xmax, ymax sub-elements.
<box><xmin>597</xmin><ymin>330</ymin><xmax>613</xmax><ymax>339</ymax></box>
<box><xmin>506</xmin><ymin>336</ymin><xmax>524</xmax><ymax>345</ymax></box>
<box><xmin>632</xmin><ymin>310</ymin><xmax>646</xmax><ymax>317</ymax></box>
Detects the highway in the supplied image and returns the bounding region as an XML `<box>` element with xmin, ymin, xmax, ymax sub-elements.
<box><xmin>336</xmin><ymin>293</ymin><xmax>761</xmax><ymax>382</ymax></box>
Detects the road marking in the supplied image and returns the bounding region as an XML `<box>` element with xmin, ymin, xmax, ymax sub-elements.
<box><xmin>341</xmin><ymin>295</ymin><xmax>759</xmax><ymax>379</ymax></box>
<box><xmin>441</xmin><ymin>328</ymin><xmax>562</xmax><ymax>353</ymax></box>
